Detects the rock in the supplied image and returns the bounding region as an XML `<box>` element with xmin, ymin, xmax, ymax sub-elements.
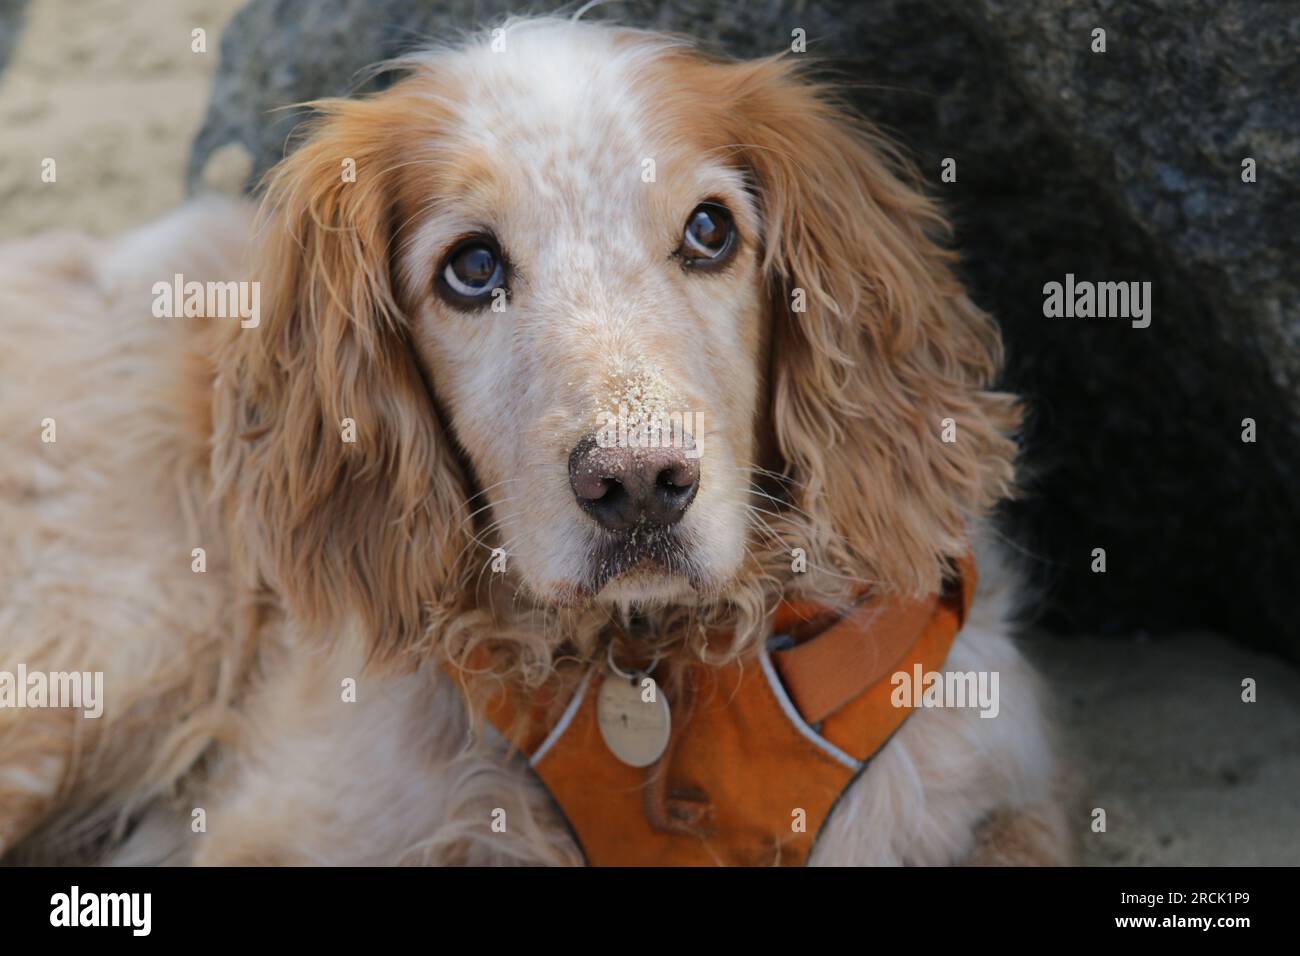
<box><xmin>189</xmin><ymin>1</ymin><xmax>1300</xmax><ymax>663</ymax></box>
<box><xmin>961</xmin><ymin>0</ymin><xmax>1300</xmax><ymax>366</ymax></box>
<box><xmin>0</xmin><ymin>0</ymin><xmax>27</xmax><ymax>76</ymax></box>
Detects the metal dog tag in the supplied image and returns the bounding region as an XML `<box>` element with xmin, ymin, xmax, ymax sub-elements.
<box><xmin>596</xmin><ymin>672</ymin><xmax>671</xmax><ymax>768</ymax></box>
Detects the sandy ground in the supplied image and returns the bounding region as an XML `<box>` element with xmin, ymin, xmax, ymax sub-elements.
<box><xmin>1032</xmin><ymin>633</ymin><xmax>1300</xmax><ymax>865</ymax></box>
<box><xmin>0</xmin><ymin>0</ymin><xmax>244</xmax><ymax>240</ymax></box>
<box><xmin>1</xmin><ymin>0</ymin><xmax>1297</xmax><ymax>866</ymax></box>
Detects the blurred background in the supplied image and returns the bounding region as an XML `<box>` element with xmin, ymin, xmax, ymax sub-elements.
<box><xmin>1</xmin><ymin>0</ymin><xmax>1296</xmax><ymax>864</ymax></box>
<box><xmin>0</xmin><ymin>0</ymin><xmax>243</xmax><ymax>237</ymax></box>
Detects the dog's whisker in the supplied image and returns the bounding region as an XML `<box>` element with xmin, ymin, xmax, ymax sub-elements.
<box><xmin>461</xmin><ymin>476</ymin><xmax>524</xmax><ymax>508</ymax></box>
<box><xmin>449</xmin><ymin>498</ymin><xmax>523</xmax><ymax>568</ymax></box>
<box><xmin>456</xmin><ymin>495</ymin><xmax>514</xmax><ymax>535</ymax></box>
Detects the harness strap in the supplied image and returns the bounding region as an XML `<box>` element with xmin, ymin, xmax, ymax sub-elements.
<box><xmin>772</xmin><ymin>554</ymin><xmax>976</xmax><ymax>725</ymax></box>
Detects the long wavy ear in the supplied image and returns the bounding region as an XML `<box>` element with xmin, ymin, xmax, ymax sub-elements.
<box><xmin>212</xmin><ymin>85</ymin><xmax>471</xmax><ymax>658</ymax></box>
<box><xmin>684</xmin><ymin>56</ymin><xmax>1020</xmax><ymax>598</ymax></box>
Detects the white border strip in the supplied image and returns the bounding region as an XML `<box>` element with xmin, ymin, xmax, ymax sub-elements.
<box><xmin>759</xmin><ymin>647</ymin><xmax>862</xmax><ymax>772</ymax></box>
<box><xmin>528</xmin><ymin>667</ymin><xmax>595</xmax><ymax>767</ymax></box>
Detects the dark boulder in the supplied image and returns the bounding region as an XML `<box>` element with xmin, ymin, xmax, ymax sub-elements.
<box><xmin>0</xmin><ymin>0</ymin><xmax>28</xmax><ymax>76</ymax></box>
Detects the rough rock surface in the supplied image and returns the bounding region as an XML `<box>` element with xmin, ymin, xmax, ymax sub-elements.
<box><xmin>964</xmin><ymin>0</ymin><xmax>1300</xmax><ymax>365</ymax></box>
<box><xmin>0</xmin><ymin>0</ymin><xmax>27</xmax><ymax>75</ymax></box>
<box><xmin>189</xmin><ymin>1</ymin><xmax>1300</xmax><ymax>662</ymax></box>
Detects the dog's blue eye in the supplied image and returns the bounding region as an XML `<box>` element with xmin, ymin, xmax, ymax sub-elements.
<box><xmin>438</xmin><ymin>239</ymin><xmax>506</xmax><ymax>307</ymax></box>
<box><xmin>679</xmin><ymin>202</ymin><xmax>736</xmax><ymax>270</ymax></box>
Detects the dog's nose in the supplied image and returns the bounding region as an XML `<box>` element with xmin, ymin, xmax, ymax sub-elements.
<box><xmin>568</xmin><ymin>434</ymin><xmax>699</xmax><ymax>532</ymax></box>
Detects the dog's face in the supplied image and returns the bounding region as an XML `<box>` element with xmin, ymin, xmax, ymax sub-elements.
<box><xmin>396</xmin><ymin>34</ymin><xmax>767</xmax><ymax>606</ymax></box>
<box><xmin>216</xmin><ymin>20</ymin><xmax>1019</xmax><ymax>658</ymax></box>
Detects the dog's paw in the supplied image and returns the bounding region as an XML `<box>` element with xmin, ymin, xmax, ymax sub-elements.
<box><xmin>963</xmin><ymin>801</ymin><xmax>1076</xmax><ymax>866</ymax></box>
<box><xmin>0</xmin><ymin>750</ymin><xmax>69</xmax><ymax>859</ymax></box>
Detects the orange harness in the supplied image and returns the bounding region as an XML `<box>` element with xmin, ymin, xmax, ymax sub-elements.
<box><xmin>456</xmin><ymin>556</ymin><xmax>975</xmax><ymax>866</ymax></box>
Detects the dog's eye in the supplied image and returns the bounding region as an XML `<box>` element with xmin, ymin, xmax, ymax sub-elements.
<box><xmin>679</xmin><ymin>202</ymin><xmax>736</xmax><ymax>270</ymax></box>
<box><xmin>437</xmin><ymin>238</ymin><xmax>506</xmax><ymax>307</ymax></box>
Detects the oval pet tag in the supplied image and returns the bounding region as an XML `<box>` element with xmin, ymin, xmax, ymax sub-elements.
<box><xmin>596</xmin><ymin>673</ymin><xmax>671</xmax><ymax>768</ymax></box>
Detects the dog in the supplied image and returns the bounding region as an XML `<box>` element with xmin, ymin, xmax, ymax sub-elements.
<box><xmin>0</xmin><ymin>17</ymin><xmax>1069</xmax><ymax>865</ymax></box>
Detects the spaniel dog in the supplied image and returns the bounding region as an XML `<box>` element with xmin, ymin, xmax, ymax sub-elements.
<box><xmin>0</xmin><ymin>17</ymin><xmax>1069</xmax><ymax>865</ymax></box>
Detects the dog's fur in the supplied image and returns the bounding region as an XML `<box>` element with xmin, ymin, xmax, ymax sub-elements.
<box><xmin>0</xmin><ymin>18</ymin><xmax>1069</xmax><ymax>865</ymax></box>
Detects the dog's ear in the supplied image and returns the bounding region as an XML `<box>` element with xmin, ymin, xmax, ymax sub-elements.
<box><xmin>212</xmin><ymin>85</ymin><xmax>471</xmax><ymax>658</ymax></box>
<box><xmin>705</xmin><ymin>58</ymin><xmax>1020</xmax><ymax>597</ymax></box>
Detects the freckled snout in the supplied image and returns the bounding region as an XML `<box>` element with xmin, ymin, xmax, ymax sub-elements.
<box><xmin>568</xmin><ymin>434</ymin><xmax>699</xmax><ymax>532</ymax></box>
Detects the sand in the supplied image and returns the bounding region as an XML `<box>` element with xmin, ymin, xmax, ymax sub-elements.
<box><xmin>1034</xmin><ymin>633</ymin><xmax>1300</xmax><ymax>865</ymax></box>
<box><xmin>0</xmin><ymin>0</ymin><xmax>244</xmax><ymax>240</ymax></box>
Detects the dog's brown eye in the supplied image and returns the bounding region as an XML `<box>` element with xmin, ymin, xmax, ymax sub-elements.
<box><xmin>679</xmin><ymin>202</ymin><xmax>736</xmax><ymax>270</ymax></box>
<box><xmin>437</xmin><ymin>238</ymin><xmax>506</xmax><ymax>308</ymax></box>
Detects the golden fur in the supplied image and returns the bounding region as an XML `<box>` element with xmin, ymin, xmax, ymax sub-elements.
<box><xmin>0</xmin><ymin>18</ymin><xmax>1067</xmax><ymax>865</ymax></box>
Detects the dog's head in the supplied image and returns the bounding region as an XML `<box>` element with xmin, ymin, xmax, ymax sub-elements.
<box><xmin>214</xmin><ymin>18</ymin><xmax>1018</xmax><ymax>663</ymax></box>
